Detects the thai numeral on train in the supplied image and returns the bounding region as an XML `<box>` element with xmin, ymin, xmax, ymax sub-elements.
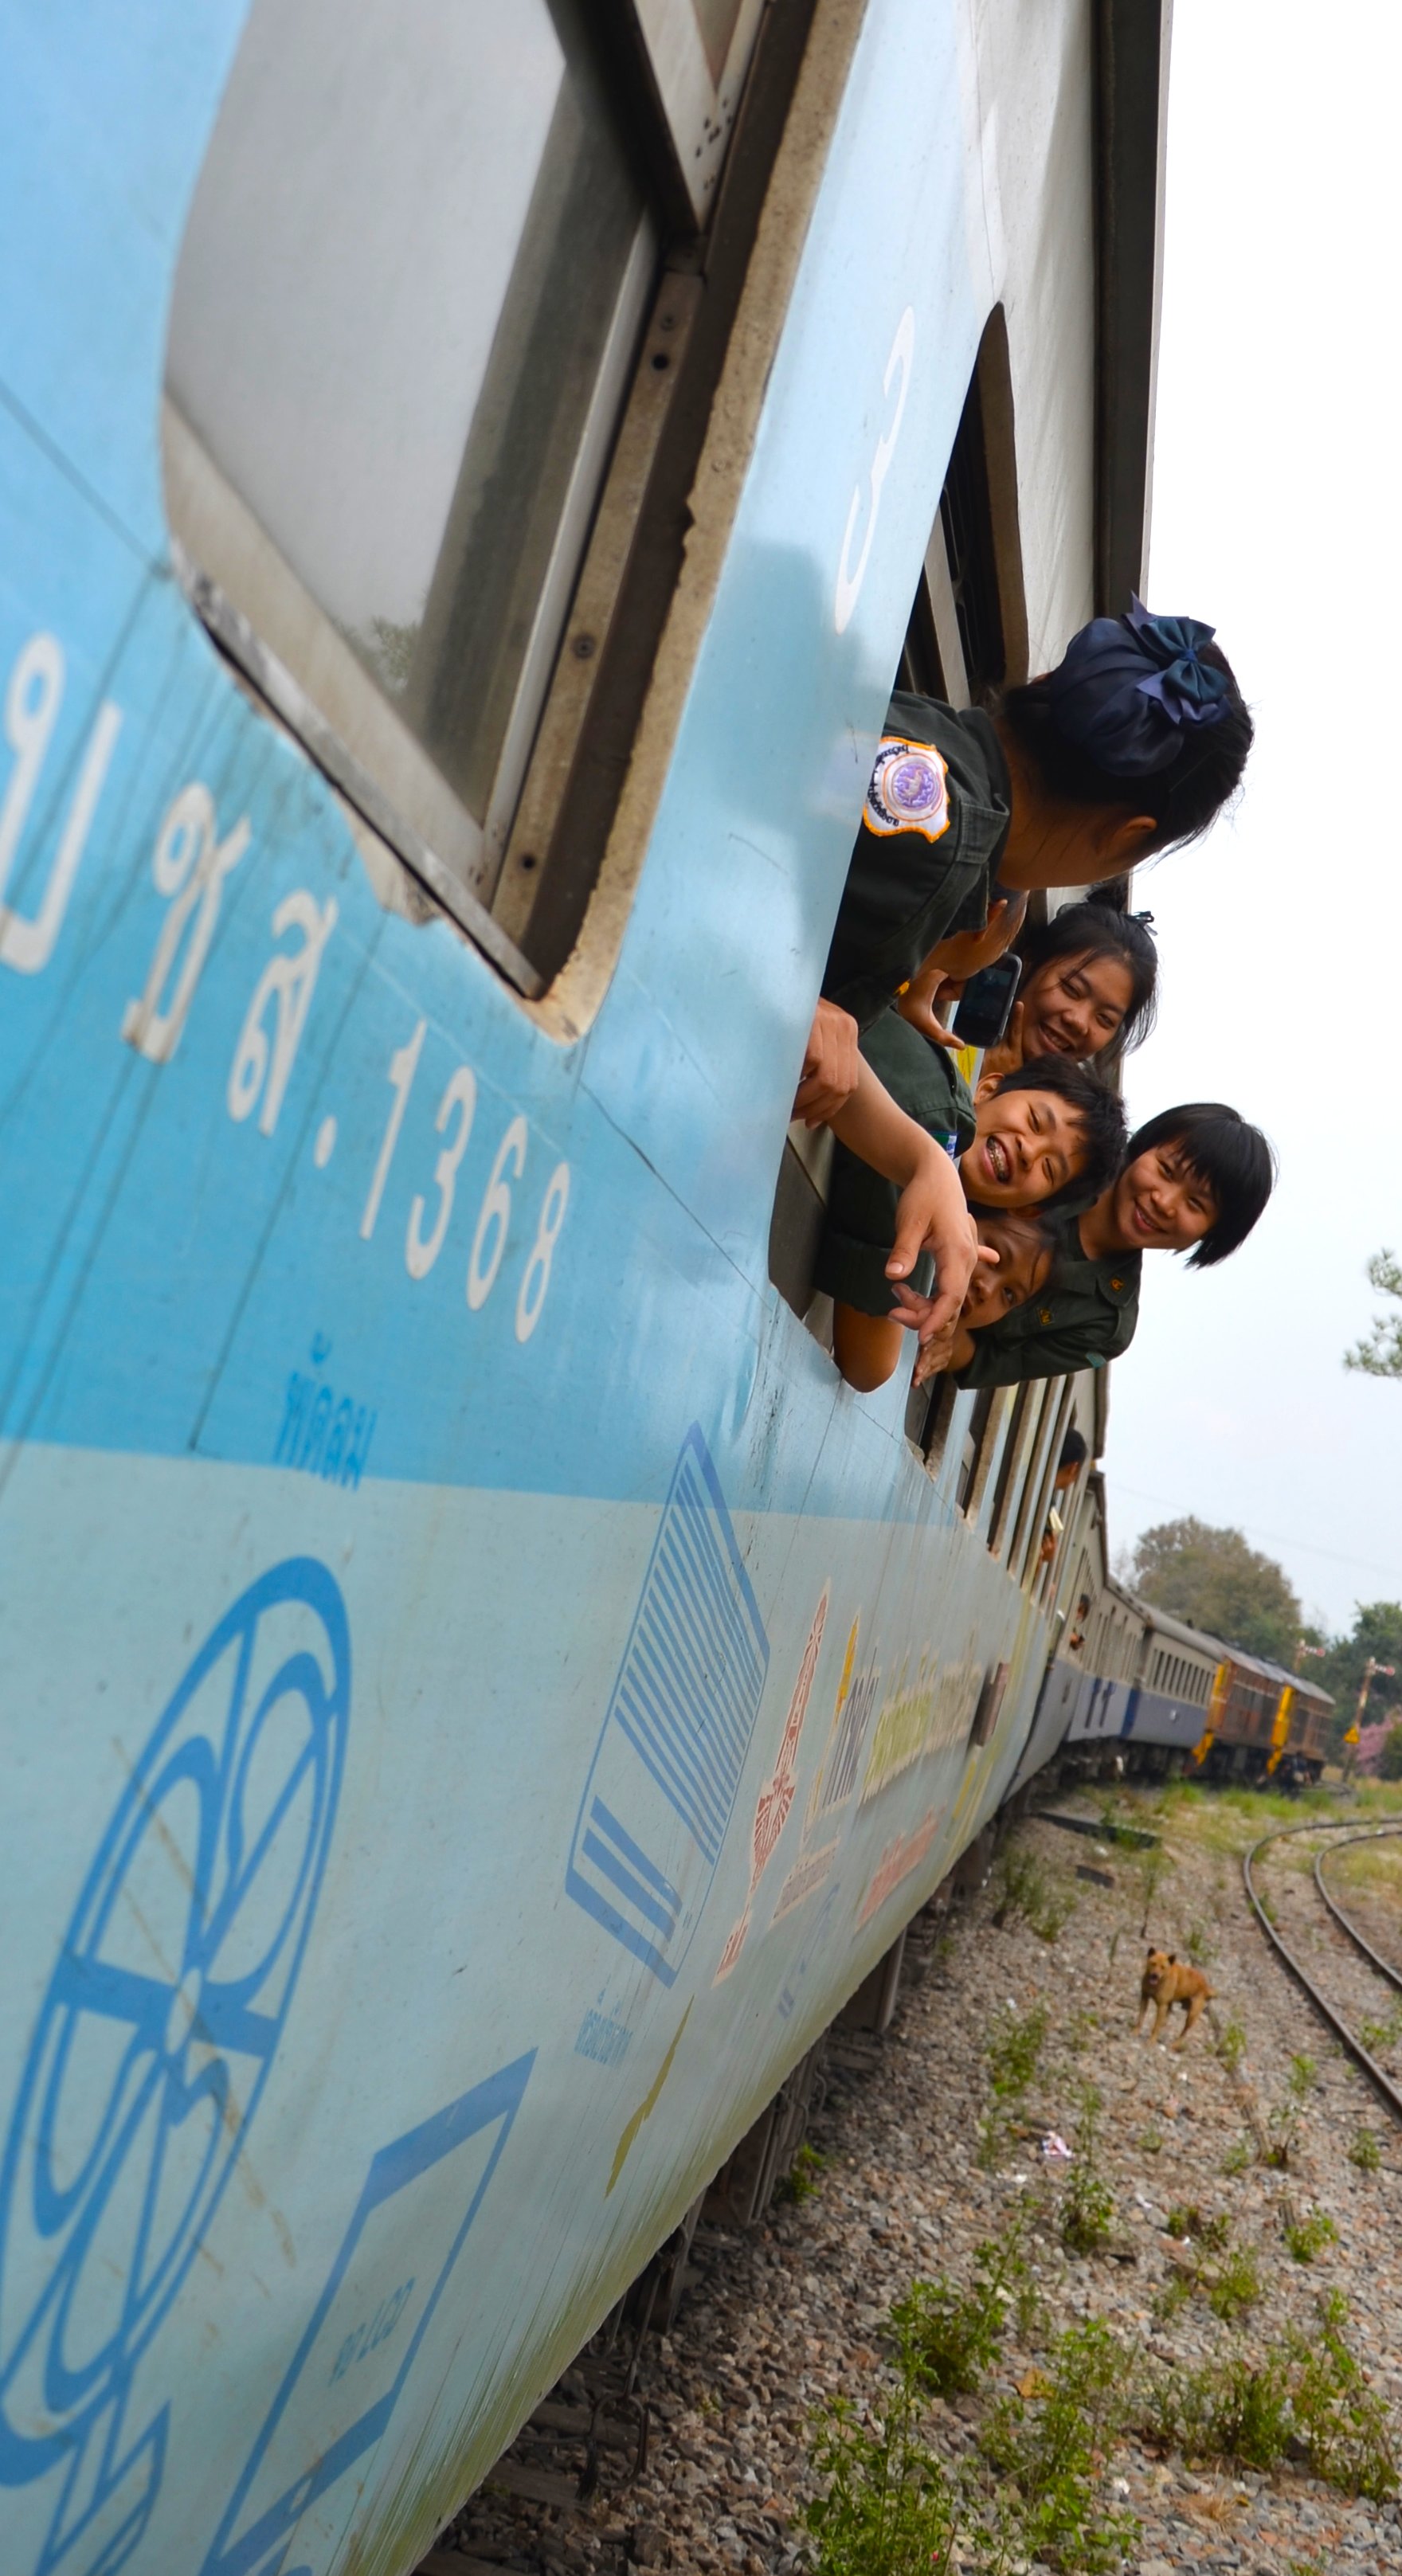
<box><xmin>362</xmin><ymin>1016</ymin><xmax>427</xmax><ymax>1240</ymax></box>
<box><xmin>467</xmin><ymin>1114</ymin><xmax>528</xmax><ymax>1312</ymax></box>
<box><xmin>0</xmin><ymin>630</ymin><xmax>123</xmax><ymax>974</ymax></box>
<box><xmin>123</xmin><ymin>784</ymin><xmax>249</xmax><ymax>1062</ymax></box>
<box><xmin>406</xmin><ymin>1063</ymin><xmax>477</xmax><ymax>1280</ymax></box>
<box><xmin>363</xmin><ymin>1024</ymin><xmax>570</xmax><ymax>1332</ymax></box>
<box><xmin>516</xmin><ymin>1160</ymin><xmax>570</xmax><ymax>1342</ymax></box>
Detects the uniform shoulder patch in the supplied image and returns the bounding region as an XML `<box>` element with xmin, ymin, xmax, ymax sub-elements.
<box><xmin>864</xmin><ymin>735</ymin><xmax>951</xmax><ymax>843</ymax></box>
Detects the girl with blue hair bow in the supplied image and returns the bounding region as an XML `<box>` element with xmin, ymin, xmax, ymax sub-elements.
<box><xmin>817</xmin><ymin>598</ymin><xmax>1251</xmax><ymax>1040</ymax></box>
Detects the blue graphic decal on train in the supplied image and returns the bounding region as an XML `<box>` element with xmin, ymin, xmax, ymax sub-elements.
<box><xmin>566</xmin><ymin>1426</ymin><xmax>770</xmax><ymax>1983</ymax></box>
<box><xmin>0</xmin><ymin>1561</ymin><xmax>350</xmax><ymax>2576</ymax></box>
<box><xmin>201</xmin><ymin>2051</ymin><xmax>534</xmax><ymax>2576</ymax></box>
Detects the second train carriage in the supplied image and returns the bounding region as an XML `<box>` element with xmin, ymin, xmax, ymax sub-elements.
<box><xmin>0</xmin><ymin>5</ymin><xmax>1171</xmax><ymax>2574</ymax></box>
<box><xmin>1016</xmin><ymin>1580</ymin><xmax>1334</xmax><ymax>1793</ymax></box>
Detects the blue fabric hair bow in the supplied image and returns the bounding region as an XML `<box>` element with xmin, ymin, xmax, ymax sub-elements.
<box><xmin>1048</xmin><ymin>596</ymin><xmax>1231</xmax><ymax>777</ymax></box>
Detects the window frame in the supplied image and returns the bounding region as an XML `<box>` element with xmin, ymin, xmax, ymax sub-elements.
<box><xmin>164</xmin><ymin>0</ymin><xmax>809</xmax><ymax>1002</ymax></box>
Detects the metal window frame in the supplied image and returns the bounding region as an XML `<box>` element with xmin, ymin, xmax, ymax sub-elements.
<box><xmin>161</xmin><ymin>0</ymin><xmax>790</xmax><ymax>1000</ymax></box>
<box><xmin>627</xmin><ymin>0</ymin><xmax>768</xmax><ymax>225</ymax></box>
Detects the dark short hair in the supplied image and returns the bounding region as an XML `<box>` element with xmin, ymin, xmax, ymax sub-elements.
<box><xmin>1125</xmin><ymin>1102</ymin><xmax>1275</xmax><ymax>1266</ymax></box>
<box><xmin>986</xmin><ymin>1054</ymin><xmax>1128</xmax><ymax>1212</ymax></box>
<box><xmin>1015</xmin><ymin>901</ymin><xmax>1158</xmax><ymax>1063</ymax></box>
<box><xmin>999</xmin><ymin>637</ymin><xmax>1252</xmax><ymax>855</ymax></box>
<box><xmin>1059</xmin><ymin>1427</ymin><xmax>1089</xmax><ymax>1471</ymax></box>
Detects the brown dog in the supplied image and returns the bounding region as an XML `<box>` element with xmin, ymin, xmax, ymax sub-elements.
<box><xmin>1137</xmin><ymin>1948</ymin><xmax>1214</xmax><ymax>2049</ymax></box>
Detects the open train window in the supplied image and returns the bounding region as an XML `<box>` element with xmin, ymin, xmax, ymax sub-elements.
<box><xmin>895</xmin><ymin>307</ymin><xmax>1028</xmax><ymax>708</ymax></box>
<box><xmin>770</xmin><ymin>306</ymin><xmax>1027</xmax><ymax>1328</ymax></box>
<box><xmin>164</xmin><ymin>0</ymin><xmax>774</xmax><ymax>995</ymax></box>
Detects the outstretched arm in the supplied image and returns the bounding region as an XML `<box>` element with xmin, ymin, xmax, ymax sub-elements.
<box><xmin>886</xmin><ymin>1282</ymin><xmax>977</xmax><ymax>1385</ymax></box>
<box><xmin>793</xmin><ymin>998</ymin><xmax>861</xmax><ymax>1126</ymax></box>
<box><xmin>827</xmin><ymin>1059</ymin><xmax>992</xmax><ymax>1338</ymax></box>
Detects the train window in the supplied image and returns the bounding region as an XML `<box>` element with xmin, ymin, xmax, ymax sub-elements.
<box><xmin>956</xmin><ymin>1387</ymin><xmax>998</xmax><ymax>1515</ymax></box>
<box><xmin>165</xmin><ymin>0</ymin><xmax>780</xmax><ymax>992</ymax></box>
<box><xmin>1008</xmin><ymin>1380</ymin><xmax>1068</xmax><ymax>1583</ymax></box>
<box><xmin>987</xmin><ymin>1384</ymin><xmax>1035</xmax><ymax>1556</ymax></box>
<box><xmin>770</xmin><ymin>309</ymin><xmax>1028</xmax><ymax>1328</ymax></box>
<box><xmin>923</xmin><ymin>1378</ymin><xmax>961</xmax><ymax>1477</ymax></box>
<box><xmin>895</xmin><ymin>306</ymin><xmax>1028</xmax><ymax>707</ymax></box>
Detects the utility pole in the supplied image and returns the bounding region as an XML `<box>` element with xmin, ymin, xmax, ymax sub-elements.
<box><xmin>1344</xmin><ymin>1656</ymin><xmax>1397</xmax><ymax>1773</ymax></box>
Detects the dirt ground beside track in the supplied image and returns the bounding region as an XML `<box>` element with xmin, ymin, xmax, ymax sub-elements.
<box><xmin>433</xmin><ymin>1790</ymin><xmax>1402</xmax><ymax>2575</ymax></box>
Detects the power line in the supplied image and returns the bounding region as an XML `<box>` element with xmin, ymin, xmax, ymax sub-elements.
<box><xmin>1109</xmin><ymin>1478</ymin><xmax>1401</xmax><ymax>1587</ymax></box>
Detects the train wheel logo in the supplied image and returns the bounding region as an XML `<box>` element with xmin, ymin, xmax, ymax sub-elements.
<box><xmin>0</xmin><ymin>1559</ymin><xmax>351</xmax><ymax>2576</ymax></box>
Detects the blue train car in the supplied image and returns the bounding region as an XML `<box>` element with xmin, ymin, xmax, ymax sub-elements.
<box><xmin>0</xmin><ymin>3</ymin><xmax>1168</xmax><ymax>2570</ymax></box>
<box><xmin>1121</xmin><ymin>1602</ymin><xmax>1224</xmax><ymax>1758</ymax></box>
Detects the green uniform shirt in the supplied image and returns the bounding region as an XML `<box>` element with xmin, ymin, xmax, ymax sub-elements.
<box><xmin>822</xmin><ymin>693</ymin><xmax>1012</xmax><ymax>1033</ymax></box>
<box><xmin>813</xmin><ymin>1008</ymin><xmax>975</xmax><ymax>1317</ymax></box>
<box><xmin>953</xmin><ymin>1209</ymin><xmax>1141</xmax><ymax>1388</ymax></box>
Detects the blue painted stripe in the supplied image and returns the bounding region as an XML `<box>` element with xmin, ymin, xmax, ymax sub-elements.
<box><xmin>578</xmin><ymin>1831</ymin><xmax>678</xmax><ymax>1940</ymax></box>
<box><xmin>588</xmin><ymin>1799</ymin><xmax>681</xmax><ymax>1909</ymax></box>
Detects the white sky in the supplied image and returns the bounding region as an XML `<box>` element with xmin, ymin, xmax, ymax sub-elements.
<box><xmin>1104</xmin><ymin>1</ymin><xmax>1402</xmax><ymax>1633</ymax></box>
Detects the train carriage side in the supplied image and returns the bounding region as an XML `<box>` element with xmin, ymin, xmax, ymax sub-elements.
<box><xmin>0</xmin><ymin>5</ymin><xmax>1170</xmax><ymax>2574</ymax></box>
<box><xmin>1124</xmin><ymin>1603</ymin><xmax>1228</xmax><ymax>1767</ymax></box>
<box><xmin>1287</xmin><ymin>1676</ymin><xmax>1333</xmax><ymax>1778</ymax></box>
<box><xmin>1222</xmin><ymin>1654</ymin><xmax>1283</xmax><ymax>1777</ymax></box>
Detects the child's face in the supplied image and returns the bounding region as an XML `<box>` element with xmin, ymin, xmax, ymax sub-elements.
<box><xmin>1107</xmin><ymin>1138</ymin><xmax>1217</xmax><ymax>1251</ymax></box>
<box><xmin>961</xmin><ymin>1086</ymin><xmax>1087</xmax><ymax>1209</ymax></box>
<box><xmin>961</xmin><ymin>1218</ymin><xmax>1052</xmax><ymax>1331</ymax></box>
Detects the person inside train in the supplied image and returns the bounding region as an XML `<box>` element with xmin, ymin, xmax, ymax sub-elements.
<box><xmin>902</xmin><ymin>1102</ymin><xmax>1275</xmax><ymax>1388</ymax></box>
<box><xmin>816</xmin><ymin>1035</ymin><xmax>1122</xmax><ymax>1392</ymax></box>
<box><xmin>977</xmin><ymin>900</ymin><xmax>1158</xmax><ymax>1079</ymax></box>
<box><xmin>790</xmin><ymin>892</ymin><xmax>1034</xmax><ymax>1355</ymax></box>
<box><xmin>796</xmin><ymin>885</ymin><xmax>1028</xmax><ymax>1118</ymax></box>
<box><xmin>820</xmin><ymin>600</ymin><xmax>1251</xmax><ymax>1036</ymax></box>
<box><xmin>955</xmin><ymin>1209</ymin><xmax>1055</xmax><ymax>1336</ymax></box>
<box><xmin>813</xmin><ymin>1038</ymin><xmax>993</xmax><ymax>1344</ymax></box>
<box><xmin>828</xmin><ymin>1204</ymin><xmax>1055</xmax><ymax>1397</ymax></box>
<box><xmin>1038</xmin><ymin>1427</ymin><xmax>1089</xmax><ymax>1564</ymax></box>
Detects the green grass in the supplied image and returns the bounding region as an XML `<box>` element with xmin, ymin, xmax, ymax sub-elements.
<box><xmin>1165</xmin><ymin>2204</ymin><xmax>1232</xmax><ymax>2249</ymax></box>
<box><xmin>989</xmin><ymin>1842</ymin><xmax>1078</xmax><ymax>1944</ymax></box>
<box><xmin>1059</xmin><ymin>2086</ymin><xmax>1117</xmax><ymax>2255</ymax></box>
<box><xmin>978</xmin><ymin>1999</ymin><xmax>1049</xmax><ymax>2167</ymax></box>
<box><xmin>1283</xmin><ymin>2206</ymin><xmax>1338</xmax><ymax>2263</ymax></box>
<box><xmin>891</xmin><ymin>2227</ymin><xmax>1036</xmax><ymax>2399</ymax></box>
<box><xmin>1145</xmin><ymin>2292</ymin><xmax>1397</xmax><ymax>2498</ymax></box>
<box><xmin>980</xmin><ymin>2318</ymin><xmax>1139</xmax><ymax>2575</ymax></box>
<box><xmin>1216</xmin><ymin>2015</ymin><xmax>1247</xmax><ymax>2076</ymax></box>
<box><xmin>776</xmin><ymin>2139</ymin><xmax>828</xmax><ymax>2205</ymax></box>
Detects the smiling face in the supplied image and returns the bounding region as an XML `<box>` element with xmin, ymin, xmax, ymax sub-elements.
<box><xmin>1019</xmin><ymin>948</ymin><xmax>1135</xmax><ymax>1063</ymax></box>
<box><xmin>1108</xmin><ymin>1136</ymin><xmax>1219</xmax><ymax>1252</ymax></box>
<box><xmin>961</xmin><ymin>1086</ymin><xmax>1088</xmax><ymax>1209</ymax></box>
<box><xmin>960</xmin><ymin>1215</ymin><xmax>1052</xmax><ymax>1332</ymax></box>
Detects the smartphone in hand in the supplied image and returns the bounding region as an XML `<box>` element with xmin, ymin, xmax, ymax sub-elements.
<box><xmin>951</xmin><ymin>957</ymin><xmax>1022</xmax><ymax>1048</ymax></box>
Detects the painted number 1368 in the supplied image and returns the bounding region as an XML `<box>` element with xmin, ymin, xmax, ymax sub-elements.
<box><xmin>359</xmin><ymin>1019</ymin><xmax>570</xmax><ymax>1344</ymax></box>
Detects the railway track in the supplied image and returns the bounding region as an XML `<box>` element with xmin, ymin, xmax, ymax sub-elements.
<box><xmin>1243</xmin><ymin>1818</ymin><xmax>1402</xmax><ymax>2121</ymax></box>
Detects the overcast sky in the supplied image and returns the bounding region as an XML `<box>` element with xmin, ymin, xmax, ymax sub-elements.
<box><xmin>1103</xmin><ymin>0</ymin><xmax>1402</xmax><ymax>1635</ymax></box>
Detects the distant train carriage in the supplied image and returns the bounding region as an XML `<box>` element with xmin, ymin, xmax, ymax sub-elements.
<box><xmin>1012</xmin><ymin>1591</ymin><xmax>1334</xmax><ymax>1798</ymax></box>
<box><xmin>1122</xmin><ymin>1603</ymin><xmax>1223</xmax><ymax>1762</ymax></box>
<box><xmin>1194</xmin><ymin>1652</ymin><xmax>1332</xmax><ymax>1785</ymax></box>
<box><xmin>1063</xmin><ymin>1579</ymin><xmax>1145</xmax><ymax>1753</ymax></box>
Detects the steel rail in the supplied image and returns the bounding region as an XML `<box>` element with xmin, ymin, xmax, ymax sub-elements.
<box><xmin>1242</xmin><ymin>1818</ymin><xmax>1402</xmax><ymax>2125</ymax></box>
<box><xmin>1314</xmin><ymin>1827</ymin><xmax>1402</xmax><ymax>1995</ymax></box>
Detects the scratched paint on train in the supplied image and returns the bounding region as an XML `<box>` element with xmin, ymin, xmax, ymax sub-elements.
<box><xmin>0</xmin><ymin>0</ymin><xmax>1061</xmax><ymax>2566</ymax></box>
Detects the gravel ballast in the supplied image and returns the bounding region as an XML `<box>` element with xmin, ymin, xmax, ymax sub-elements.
<box><xmin>434</xmin><ymin>1793</ymin><xmax>1402</xmax><ymax>2574</ymax></box>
